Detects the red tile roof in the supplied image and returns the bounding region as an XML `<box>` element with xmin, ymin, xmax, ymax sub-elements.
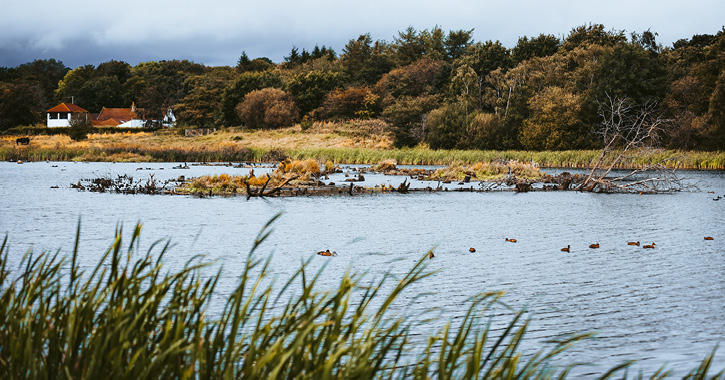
<box><xmin>96</xmin><ymin>107</ymin><xmax>144</xmax><ymax>122</ymax></box>
<box><xmin>92</xmin><ymin>119</ymin><xmax>120</xmax><ymax>127</ymax></box>
<box><xmin>47</xmin><ymin>103</ymin><xmax>88</xmax><ymax>113</ymax></box>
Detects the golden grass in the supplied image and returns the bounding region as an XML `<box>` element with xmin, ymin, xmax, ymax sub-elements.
<box><xmin>2</xmin><ymin>125</ymin><xmax>724</xmax><ymax>169</ymax></box>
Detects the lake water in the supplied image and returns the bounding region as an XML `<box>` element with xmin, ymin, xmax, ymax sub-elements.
<box><xmin>1</xmin><ymin>161</ymin><xmax>723</xmax><ymax>376</ymax></box>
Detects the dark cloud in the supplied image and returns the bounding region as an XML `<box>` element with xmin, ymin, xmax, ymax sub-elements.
<box><xmin>2</xmin><ymin>0</ymin><xmax>723</xmax><ymax>69</ymax></box>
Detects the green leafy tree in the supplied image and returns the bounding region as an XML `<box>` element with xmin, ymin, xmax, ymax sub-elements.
<box><xmin>511</xmin><ymin>34</ymin><xmax>561</xmax><ymax>64</ymax></box>
<box><xmin>341</xmin><ymin>34</ymin><xmax>373</xmax><ymax>79</ymax></box>
<box><xmin>424</xmin><ymin>103</ymin><xmax>469</xmax><ymax>149</ymax></box>
<box><xmin>55</xmin><ymin>65</ymin><xmax>96</xmax><ymax>108</ymax></box>
<box><xmin>126</xmin><ymin>60</ymin><xmax>206</xmax><ymax>120</ymax></box>
<box><xmin>458</xmin><ymin>40</ymin><xmax>512</xmax><ymax>81</ymax></box>
<box><xmin>96</xmin><ymin>60</ymin><xmax>131</xmax><ymax>84</ymax></box>
<box><xmin>286</xmin><ymin>70</ymin><xmax>345</xmax><ymax>115</ymax></box>
<box><xmin>444</xmin><ymin>29</ymin><xmax>474</xmax><ymax>61</ymax></box>
<box><xmin>419</xmin><ymin>26</ymin><xmax>446</xmax><ymax>60</ymax></box>
<box><xmin>381</xmin><ymin>95</ymin><xmax>441</xmax><ymax>147</ymax></box>
<box><xmin>591</xmin><ymin>43</ymin><xmax>668</xmax><ymax>105</ymax></box>
<box><xmin>175</xmin><ymin>67</ymin><xmax>236</xmax><ymax>127</ymax></box>
<box><xmin>0</xmin><ymin>82</ymin><xmax>46</xmax><ymax>130</ymax></box>
<box><xmin>14</xmin><ymin>59</ymin><xmax>69</xmax><ymax>106</ymax></box>
<box><xmin>393</xmin><ymin>27</ymin><xmax>426</xmax><ymax>65</ymax></box>
<box><xmin>705</xmin><ymin>71</ymin><xmax>725</xmax><ymax>148</ymax></box>
<box><xmin>561</xmin><ymin>23</ymin><xmax>626</xmax><ymax>51</ymax></box>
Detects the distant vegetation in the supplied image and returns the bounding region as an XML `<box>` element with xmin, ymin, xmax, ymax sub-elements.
<box><xmin>2</xmin><ymin>24</ymin><xmax>725</xmax><ymax>152</ymax></box>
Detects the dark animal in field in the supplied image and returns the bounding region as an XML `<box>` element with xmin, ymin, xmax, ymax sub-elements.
<box><xmin>628</xmin><ymin>241</ymin><xmax>640</xmax><ymax>246</ymax></box>
<box><xmin>16</xmin><ymin>137</ymin><xmax>30</xmax><ymax>145</ymax></box>
<box><xmin>428</xmin><ymin>251</ymin><xmax>435</xmax><ymax>259</ymax></box>
<box><xmin>561</xmin><ymin>245</ymin><xmax>570</xmax><ymax>252</ymax></box>
<box><xmin>317</xmin><ymin>250</ymin><xmax>337</xmax><ymax>257</ymax></box>
<box><xmin>643</xmin><ymin>243</ymin><xmax>656</xmax><ymax>249</ymax></box>
<box><xmin>589</xmin><ymin>243</ymin><xmax>599</xmax><ymax>249</ymax></box>
<box><xmin>505</xmin><ymin>238</ymin><xmax>517</xmax><ymax>243</ymax></box>
<box><xmin>469</xmin><ymin>247</ymin><xmax>476</xmax><ymax>253</ymax></box>
<box><xmin>704</xmin><ymin>237</ymin><xmax>714</xmax><ymax>240</ymax></box>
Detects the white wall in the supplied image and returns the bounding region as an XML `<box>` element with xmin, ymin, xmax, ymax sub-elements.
<box><xmin>47</xmin><ymin>112</ymin><xmax>71</xmax><ymax>127</ymax></box>
<box><xmin>117</xmin><ymin>119</ymin><xmax>146</xmax><ymax>128</ymax></box>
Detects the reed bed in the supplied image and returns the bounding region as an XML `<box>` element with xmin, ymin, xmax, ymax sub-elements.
<box><xmin>2</xmin><ymin>132</ymin><xmax>724</xmax><ymax>169</ymax></box>
<box><xmin>1</xmin><ymin>219</ymin><xmax>723</xmax><ymax>379</ymax></box>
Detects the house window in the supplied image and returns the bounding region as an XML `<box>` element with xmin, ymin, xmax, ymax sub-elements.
<box><xmin>49</xmin><ymin>113</ymin><xmax>58</xmax><ymax>119</ymax></box>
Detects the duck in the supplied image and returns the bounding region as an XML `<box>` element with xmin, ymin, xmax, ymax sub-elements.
<box><xmin>627</xmin><ymin>241</ymin><xmax>640</xmax><ymax>246</ymax></box>
<box><xmin>317</xmin><ymin>249</ymin><xmax>337</xmax><ymax>257</ymax></box>
<box><xmin>704</xmin><ymin>236</ymin><xmax>714</xmax><ymax>240</ymax></box>
<box><xmin>469</xmin><ymin>247</ymin><xmax>476</xmax><ymax>253</ymax></box>
<box><xmin>589</xmin><ymin>243</ymin><xmax>599</xmax><ymax>249</ymax></box>
<box><xmin>561</xmin><ymin>245</ymin><xmax>570</xmax><ymax>252</ymax></box>
<box><xmin>505</xmin><ymin>238</ymin><xmax>517</xmax><ymax>243</ymax></box>
<box><xmin>428</xmin><ymin>251</ymin><xmax>435</xmax><ymax>259</ymax></box>
<box><xmin>643</xmin><ymin>243</ymin><xmax>656</xmax><ymax>249</ymax></box>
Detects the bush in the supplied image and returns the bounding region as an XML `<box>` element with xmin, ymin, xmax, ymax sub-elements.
<box><xmin>235</xmin><ymin>88</ymin><xmax>299</xmax><ymax>129</ymax></box>
<box><xmin>69</xmin><ymin>113</ymin><xmax>92</xmax><ymax>141</ymax></box>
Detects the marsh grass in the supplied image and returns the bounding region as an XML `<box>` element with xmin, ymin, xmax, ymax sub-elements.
<box><xmin>1</xmin><ymin>131</ymin><xmax>724</xmax><ymax>169</ymax></box>
<box><xmin>1</xmin><ymin>218</ymin><xmax>723</xmax><ymax>379</ymax></box>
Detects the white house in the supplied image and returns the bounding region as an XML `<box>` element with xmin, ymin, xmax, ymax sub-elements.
<box><xmin>46</xmin><ymin>103</ymin><xmax>89</xmax><ymax>127</ymax></box>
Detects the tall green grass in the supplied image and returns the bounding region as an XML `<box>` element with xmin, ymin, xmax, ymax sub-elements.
<box><xmin>1</xmin><ymin>218</ymin><xmax>722</xmax><ymax>378</ymax></box>
<box><xmin>4</xmin><ymin>145</ymin><xmax>724</xmax><ymax>169</ymax></box>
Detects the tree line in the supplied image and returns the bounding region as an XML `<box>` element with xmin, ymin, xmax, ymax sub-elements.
<box><xmin>1</xmin><ymin>24</ymin><xmax>724</xmax><ymax>150</ymax></box>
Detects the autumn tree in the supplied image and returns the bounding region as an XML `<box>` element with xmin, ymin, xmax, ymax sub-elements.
<box><xmin>320</xmin><ymin>86</ymin><xmax>381</xmax><ymax>120</ymax></box>
<box><xmin>519</xmin><ymin>86</ymin><xmax>587</xmax><ymax>150</ymax></box>
<box><xmin>235</xmin><ymin>88</ymin><xmax>299</xmax><ymax>129</ymax></box>
<box><xmin>220</xmin><ymin>71</ymin><xmax>282</xmax><ymax>126</ymax></box>
<box><xmin>376</xmin><ymin>59</ymin><xmax>447</xmax><ymax>98</ymax></box>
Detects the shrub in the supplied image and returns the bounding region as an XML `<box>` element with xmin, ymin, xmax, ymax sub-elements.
<box><xmin>235</xmin><ymin>88</ymin><xmax>299</xmax><ymax>129</ymax></box>
<box><xmin>69</xmin><ymin>113</ymin><xmax>92</xmax><ymax>141</ymax></box>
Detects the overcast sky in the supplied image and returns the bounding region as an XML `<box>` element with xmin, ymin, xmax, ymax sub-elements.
<box><xmin>2</xmin><ymin>0</ymin><xmax>723</xmax><ymax>68</ymax></box>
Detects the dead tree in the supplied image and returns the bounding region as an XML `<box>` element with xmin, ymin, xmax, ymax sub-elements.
<box><xmin>244</xmin><ymin>174</ymin><xmax>298</xmax><ymax>199</ymax></box>
<box><xmin>580</xmin><ymin>95</ymin><xmax>684</xmax><ymax>193</ymax></box>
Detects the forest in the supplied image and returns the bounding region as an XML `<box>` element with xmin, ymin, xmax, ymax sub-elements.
<box><xmin>1</xmin><ymin>24</ymin><xmax>724</xmax><ymax>151</ymax></box>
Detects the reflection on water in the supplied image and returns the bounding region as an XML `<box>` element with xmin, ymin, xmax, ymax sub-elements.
<box><xmin>1</xmin><ymin>161</ymin><xmax>723</xmax><ymax>376</ymax></box>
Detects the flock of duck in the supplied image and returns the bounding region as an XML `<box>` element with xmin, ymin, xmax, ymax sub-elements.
<box><xmin>319</xmin><ymin>237</ymin><xmax>715</xmax><ymax>258</ymax></box>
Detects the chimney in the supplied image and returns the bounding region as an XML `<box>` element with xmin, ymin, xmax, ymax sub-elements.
<box><xmin>131</xmin><ymin>102</ymin><xmax>136</xmax><ymax>113</ymax></box>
